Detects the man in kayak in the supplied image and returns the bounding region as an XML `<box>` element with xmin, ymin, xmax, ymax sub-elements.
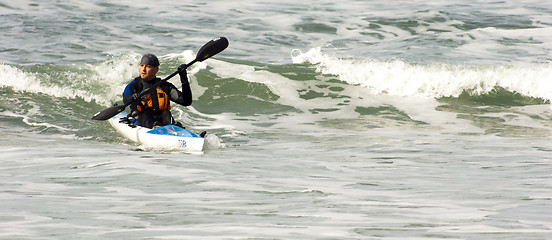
<box><xmin>123</xmin><ymin>54</ymin><xmax>192</xmax><ymax>128</ymax></box>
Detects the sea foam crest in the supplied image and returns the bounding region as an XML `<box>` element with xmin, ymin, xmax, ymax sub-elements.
<box><xmin>0</xmin><ymin>63</ymin><xmax>83</xmax><ymax>98</ymax></box>
<box><xmin>291</xmin><ymin>48</ymin><xmax>552</xmax><ymax>102</ymax></box>
<box><xmin>0</xmin><ymin>53</ymin><xmax>141</xmax><ymax>106</ymax></box>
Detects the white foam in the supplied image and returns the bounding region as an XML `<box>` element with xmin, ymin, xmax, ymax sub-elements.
<box><xmin>291</xmin><ymin>48</ymin><xmax>552</xmax><ymax>101</ymax></box>
<box><xmin>0</xmin><ymin>63</ymin><xmax>101</xmax><ymax>102</ymax></box>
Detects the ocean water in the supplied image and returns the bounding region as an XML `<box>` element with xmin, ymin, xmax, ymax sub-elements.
<box><xmin>1</xmin><ymin>0</ymin><xmax>552</xmax><ymax>239</ymax></box>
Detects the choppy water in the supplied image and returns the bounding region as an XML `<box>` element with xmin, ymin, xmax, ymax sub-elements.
<box><xmin>1</xmin><ymin>0</ymin><xmax>551</xmax><ymax>239</ymax></box>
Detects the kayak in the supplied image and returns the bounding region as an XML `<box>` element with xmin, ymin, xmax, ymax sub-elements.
<box><xmin>108</xmin><ymin>112</ymin><xmax>205</xmax><ymax>152</ymax></box>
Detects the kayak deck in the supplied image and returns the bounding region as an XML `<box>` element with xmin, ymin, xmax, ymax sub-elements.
<box><xmin>108</xmin><ymin>112</ymin><xmax>205</xmax><ymax>152</ymax></box>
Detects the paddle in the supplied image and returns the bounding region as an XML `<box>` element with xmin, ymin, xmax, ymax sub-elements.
<box><xmin>91</xmin><ymin>37</ymin><xmax>229</xmax><ymax>120</ymax></box>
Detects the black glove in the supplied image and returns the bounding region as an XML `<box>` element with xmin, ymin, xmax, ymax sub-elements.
<box><xmin>178</xmin><ymin>64</ymin><xmax>189</xmax><ymax>84</ymax></box>
<box><xmin>131</xmin><ymin>93</ymin><xmax>141</xmax><ymax>101</ymax></box>
<box><xmin>178</xmin><ymin>64</ymin><xmax>187</xmax><ymax>75</ymax></box>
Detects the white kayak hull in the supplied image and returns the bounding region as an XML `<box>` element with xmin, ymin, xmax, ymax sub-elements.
<box><xmin>108</xmin><ymin>112</ymin><xmax>204</xmax><ymax>152</ymax></box>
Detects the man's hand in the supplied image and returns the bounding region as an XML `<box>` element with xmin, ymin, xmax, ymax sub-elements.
<box><xmin>178</xmin><ymin>64</ymin><xmax>189</xmax><ymax>84</ymax></box>
<box><xmin>131</xmin><ymin>93</ymin><xmax>141</xmax><ymax>101</ymax></box>
<box><xmin>178</xmin><ymin>64</ymin><xmax>187</xmax><ymax>75</ymax></box>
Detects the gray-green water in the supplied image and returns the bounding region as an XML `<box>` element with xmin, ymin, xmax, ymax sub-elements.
<box><xmin>1</xmin><ymin>0</ymin><xmax>551</xmax><ymax>239</ymax></box>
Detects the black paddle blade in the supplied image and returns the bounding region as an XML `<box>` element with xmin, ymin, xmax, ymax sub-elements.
<box><xmin>195</xmin><ymin>37</ymin><xmax>229</xmax><ymax>62</ymax></box>
<box><xmin>91</xmin><ymin>105</ymin><xmax>126</xmax><ymax>120</ymax></box>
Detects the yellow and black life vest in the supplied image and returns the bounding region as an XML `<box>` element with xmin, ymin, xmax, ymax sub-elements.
<box><xmin>137</xmin><ymin>87</ymin><xmax>171</xmax><ymax>112</ymax></box>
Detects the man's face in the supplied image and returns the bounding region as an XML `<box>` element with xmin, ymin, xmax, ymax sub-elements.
<box><xmin>140</xmin><ymin>64</ymin><xmax>158</xmax><ymax>81</ymax></box>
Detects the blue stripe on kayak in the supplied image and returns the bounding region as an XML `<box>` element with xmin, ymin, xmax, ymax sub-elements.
<box><xmin>147</xmin><ymin>125</ymin><xmax>201</xmax><ymax>138</ymax></box>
